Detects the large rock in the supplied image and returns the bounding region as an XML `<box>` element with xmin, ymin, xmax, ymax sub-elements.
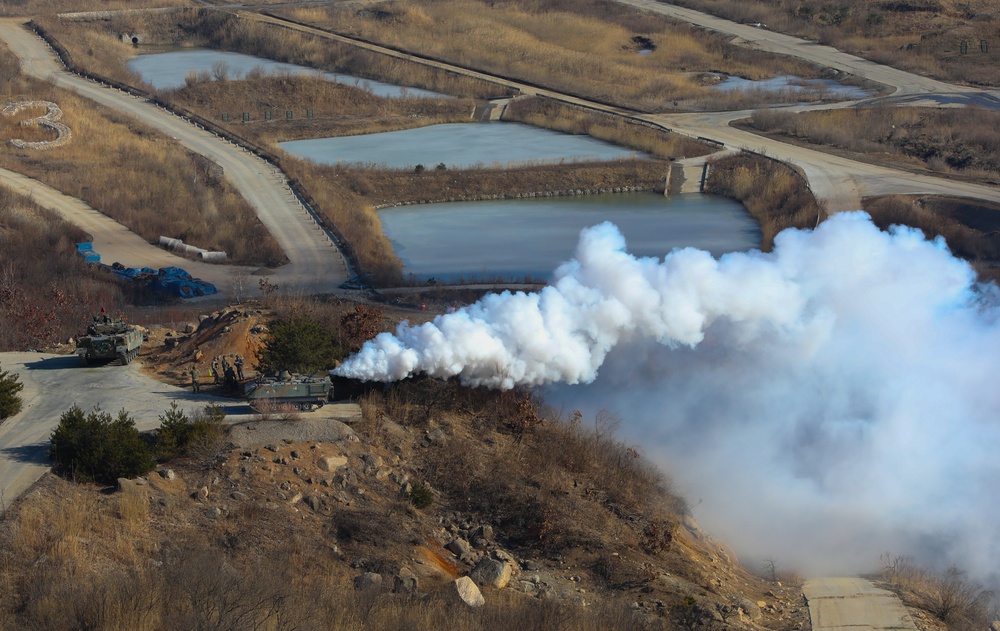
<box><xmin>470</xmin><ymin>557</ymin><xmax>512</xmax><ymax>589</ymax></box>
<box><xmin>354</xmin><ymin>572</ymin><xmax>382</xmax><ymax>591</ymax></box>
<box><xmin>394</xmin><ymin>566</ymin><xmax>419</xmax><ymax>594</ymax></box>
<box><xmin>318</xmin><ymin>455</ymin><xmax>348</xmax><ymax>471</ymax></box>
<box><xmin>446</xmin><ymin>537</ymin><xmax>471</xmax><ymax>557</ymax></box>
<box><xmin>452</xmin><ymin>577</ymin><xmax>485</xmax><ymax>607</ymax></box>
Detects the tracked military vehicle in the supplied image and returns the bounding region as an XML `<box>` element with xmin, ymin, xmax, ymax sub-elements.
<box><xmin>75</xmin><ymin>315</ymin><xmax>144</xmax><ymax>366</ymax></box>
<box><xmin>245</xmin><ymin>371</ymin><xmax>334</xmax><ymax>412</ymax></box>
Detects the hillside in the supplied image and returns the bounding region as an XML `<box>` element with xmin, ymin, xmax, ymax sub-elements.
<box><xmin>0</xmin><ymin>303</ymin><xmax>810</xmax><ymax>630</ymax></box>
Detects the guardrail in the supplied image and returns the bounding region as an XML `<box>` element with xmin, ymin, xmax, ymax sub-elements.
<box><xmin>28</xmin><ymin>20</ymin><xmax>363</xmax><ymax>281</ymax></box>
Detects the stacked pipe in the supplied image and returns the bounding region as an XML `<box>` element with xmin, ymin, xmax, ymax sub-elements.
<box><xmin>158</xmin><ymin>236</ymin><xmax>226</xmax><ymax>261</ymax></box>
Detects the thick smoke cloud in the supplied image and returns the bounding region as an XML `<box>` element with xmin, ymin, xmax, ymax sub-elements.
<box><xmin>336</xmin><ymin>212</ymin><xmax>1000</xmax><ymax>582</ymax></box>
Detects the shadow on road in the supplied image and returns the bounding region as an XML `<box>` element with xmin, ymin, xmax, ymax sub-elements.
<box><xmin>0</xmin><ymin>442</ymin><xmax>48</xmax><ymax>465</ymax></box>
<box><xmin>24</xmin><ymin>355</ymin><xmax>80</xmax><ymax>370</ymax></box>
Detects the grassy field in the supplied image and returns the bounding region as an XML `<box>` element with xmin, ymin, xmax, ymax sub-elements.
<box><xmin>671</xmin><ymin>0</ymin><xmax>1000</xmax><ymax>86</ymax></box>
<box><xmin>747</xmin><ymin>107</ymin><xmax>1000</xmax><ymax>181</ymax></box>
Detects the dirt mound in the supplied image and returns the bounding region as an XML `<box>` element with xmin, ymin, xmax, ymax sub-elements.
<box><xmin>140</xmin><ymin>307</ymin><xmax>270</xmax><ymax>388</ymax></box>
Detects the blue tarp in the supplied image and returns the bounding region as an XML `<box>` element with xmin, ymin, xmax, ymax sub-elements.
<box><xmin>76</xmin><ymin>242</ymin><xmax>100</xmax><ymax>264</ymax></box>
<box><xmin>76</xmin><ymin>244</ymin><xmax>217</xmax><ymax>298</ymax></box>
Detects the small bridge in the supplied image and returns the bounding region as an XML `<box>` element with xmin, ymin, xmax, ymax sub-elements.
<box><xmin>666</xmin><ymin>158</ymin><xmax>711</xmax><ymax>194</ymax></box>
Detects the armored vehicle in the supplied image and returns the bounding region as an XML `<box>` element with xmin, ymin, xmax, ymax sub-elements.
<box><xmin>76</xmin><ymin>315</ymin><xmax>144</xmax><ymax>366</ymax></box>
<box><xmin>245</xmin><ymin>371</ymin><xmax>334</xmax><ymax>412</ymax></box>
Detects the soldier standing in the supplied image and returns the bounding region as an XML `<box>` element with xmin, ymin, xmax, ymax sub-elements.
<box><xmin>190</xmin><ymin>364</ymin><xmax>200</xmax><ymax>393</ymax></box>
<box><xmin>234</xmin><ymin>355</ymin><xmax>244</xmax><ymax>381</ymax></box>
<box><xmin>211</xmin><ymin>356</ymin><xmax>221</xmax><ymax>385</ymax></box>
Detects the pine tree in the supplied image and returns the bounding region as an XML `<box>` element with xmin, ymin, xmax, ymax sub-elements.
<box><xmin>0</xmin><ymin>362</ymin><xmax>24</xmax><ymax>420</ymax></box>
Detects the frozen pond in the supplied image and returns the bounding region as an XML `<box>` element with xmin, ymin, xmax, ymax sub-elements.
<box><xmin>281</xmin><ymin>122</ymin><xmax>647</xmax><ymax>169</ymax></box>
<box><xmin>126</xmin><ymin>49</ymin><xmax>446</xmax><ymax>98</ymax></box>
<box><xmin>379</xmin><ymin>192</ymin><xmax>760</xmax><ymax>281</ymax></box>
<box><xmin>712</xmin><ymin>74</ymin><xmax>871</xmax><ymax>99</ymax></box>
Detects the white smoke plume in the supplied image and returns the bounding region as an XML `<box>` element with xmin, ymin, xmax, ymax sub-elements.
<box><xmin>336</xmin><ymin>212</ymin><xmax>1000</xmax><ymax>583</ymax></box>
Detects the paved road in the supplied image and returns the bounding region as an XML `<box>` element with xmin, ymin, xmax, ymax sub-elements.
<box><xmin>0</xmin><ymin>351</ymin><xmax>360</xmax><ymax>507</ymax></box>
<box><xmin>803</xmin><ymin>577</ymin><xmax>918</xmax><ymax>630</ymax></box>
<box><xmin>0</xmin><ymin>19</ymin><xmax>349</xmax><ymax>297</ymax></box>
<box><xmin>0</xmin><ymin>351</ymin><xmax>236</xmax><ymax>505</ymax></box>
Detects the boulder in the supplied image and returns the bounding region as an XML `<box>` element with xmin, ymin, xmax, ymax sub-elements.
<box><xmin>475</xmin><ymin>524</ymin><xmax>494</xmax><ymax>541</ymax></box>
<box><xmin>470</xmin><ymin>557</ymin><xmax>512</xmax><ymax>589</ymax></box>
<box><xmin>354</xmin><ymin>572</ymin><xmax>382</xmax><ymax>591</ymax></box>
<box><xmin>446</xmin><ymin>537</ymin><xmax>471</xmax><ymax>558</ymax></box>
<box><xmin>452</xmin><ymin>577</ymin><xmax>485</xmax><ymax>607</ymax></box>
<box><xmin>394</xmin><ymin>566</ymin><xmax>419</xmax><ymax>594</ymax></box>
<box><xmin>158</xmin><ymin>469</ymin><xmax>176</xmax><ymax>480</ymax></box>
<box><xmin>319</xmin><ymin>455</ymin><xmax>348</xmax><ymax>472</ymax></box>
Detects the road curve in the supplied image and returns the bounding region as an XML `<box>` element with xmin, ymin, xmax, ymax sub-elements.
<box><xmin>803</xmin><ymin>577</ymin><xmax>918</xmax><ymax>631</ymax></box>
<box><xmin>0</xmin><ymin>18</ymin><xmax>349</xmax><ymax>296</ymax></box>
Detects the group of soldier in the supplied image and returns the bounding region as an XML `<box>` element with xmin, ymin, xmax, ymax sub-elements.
<box><xmin>190</xmin><ymin>354</ymin><xmax>245</xmax><ymax>393</ymax></box>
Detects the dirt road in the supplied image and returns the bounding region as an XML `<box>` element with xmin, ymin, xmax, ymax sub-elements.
<box><xmin>0</xmin><ymin>166</ymin><xmax>248</xmax><ymax>292</ymax></box>
<box><xmin>803</xmin><ymin>577</ymin><xmax>918</xmax><ymax>630</ymax></box>
<box><xmin>0</xmin><ymin>19</ymin><xmax>349</xmax><ymax>297</ymax></box>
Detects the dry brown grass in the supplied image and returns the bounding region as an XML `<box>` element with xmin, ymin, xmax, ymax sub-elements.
<box><xmin>359</xmin><ymin>381</ymin><xmax>685</xmax><ymax>553</ymax></box>
<box><xmin>165</xmin><ymin>73</ymin><xmax>476</xmax><ymax>146</ymax></box>
<box><xmin>748</xmin><ymin>106</ymin><xmax>1000</xmax><ymax>181</ymax></box>
<box><xmin>38</xmin><ymin>8</ymin><xmax>504</xmax><ymax>100</ymax></box>
<box><xmin>0</xmin><ymin>398</ymin><xmax>689</xmax><ymax>631</ymax></box>
<box><xmin>705</xmin><ymin>151</ymin><xmax>822</xmax><ymax>250</ymax></box>
<box><xmin>0</xmin><ymin>0</ymin><xmax>189</xmax><ymax>19</ymax></box>
<box><xmin>880</xmin><ymin>554</ymin><xmax>997</xmax><ymax>629</ymax></box>
<box><xmin>865</xmin><ymin>195</ymin><xmax>1000</xmax><ymax>262</ymax></box>
<box><xmin>268</xmin><ymin>0</ymin><xmax>824</xmax><ymax>111</ymax></box>
<box><xmin>671</xmin><ymin>0</ymin><xmax>1000</xmax><ymax>86</ymax></box>
<box><xmin>0</xmin><ymin>185</ymin><xmax>131</xmax><ymax>351</ymax></box>
<box><xmin>505</xmin><ymin>97</ymin><xmax>713</xmax><ymax>159</ymax></box>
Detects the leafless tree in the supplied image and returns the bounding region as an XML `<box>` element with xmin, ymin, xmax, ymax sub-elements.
<box><xmin>228</xmin><ymin>268</ymin><xmax>252</xmax><ymax>305</ymax></box>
